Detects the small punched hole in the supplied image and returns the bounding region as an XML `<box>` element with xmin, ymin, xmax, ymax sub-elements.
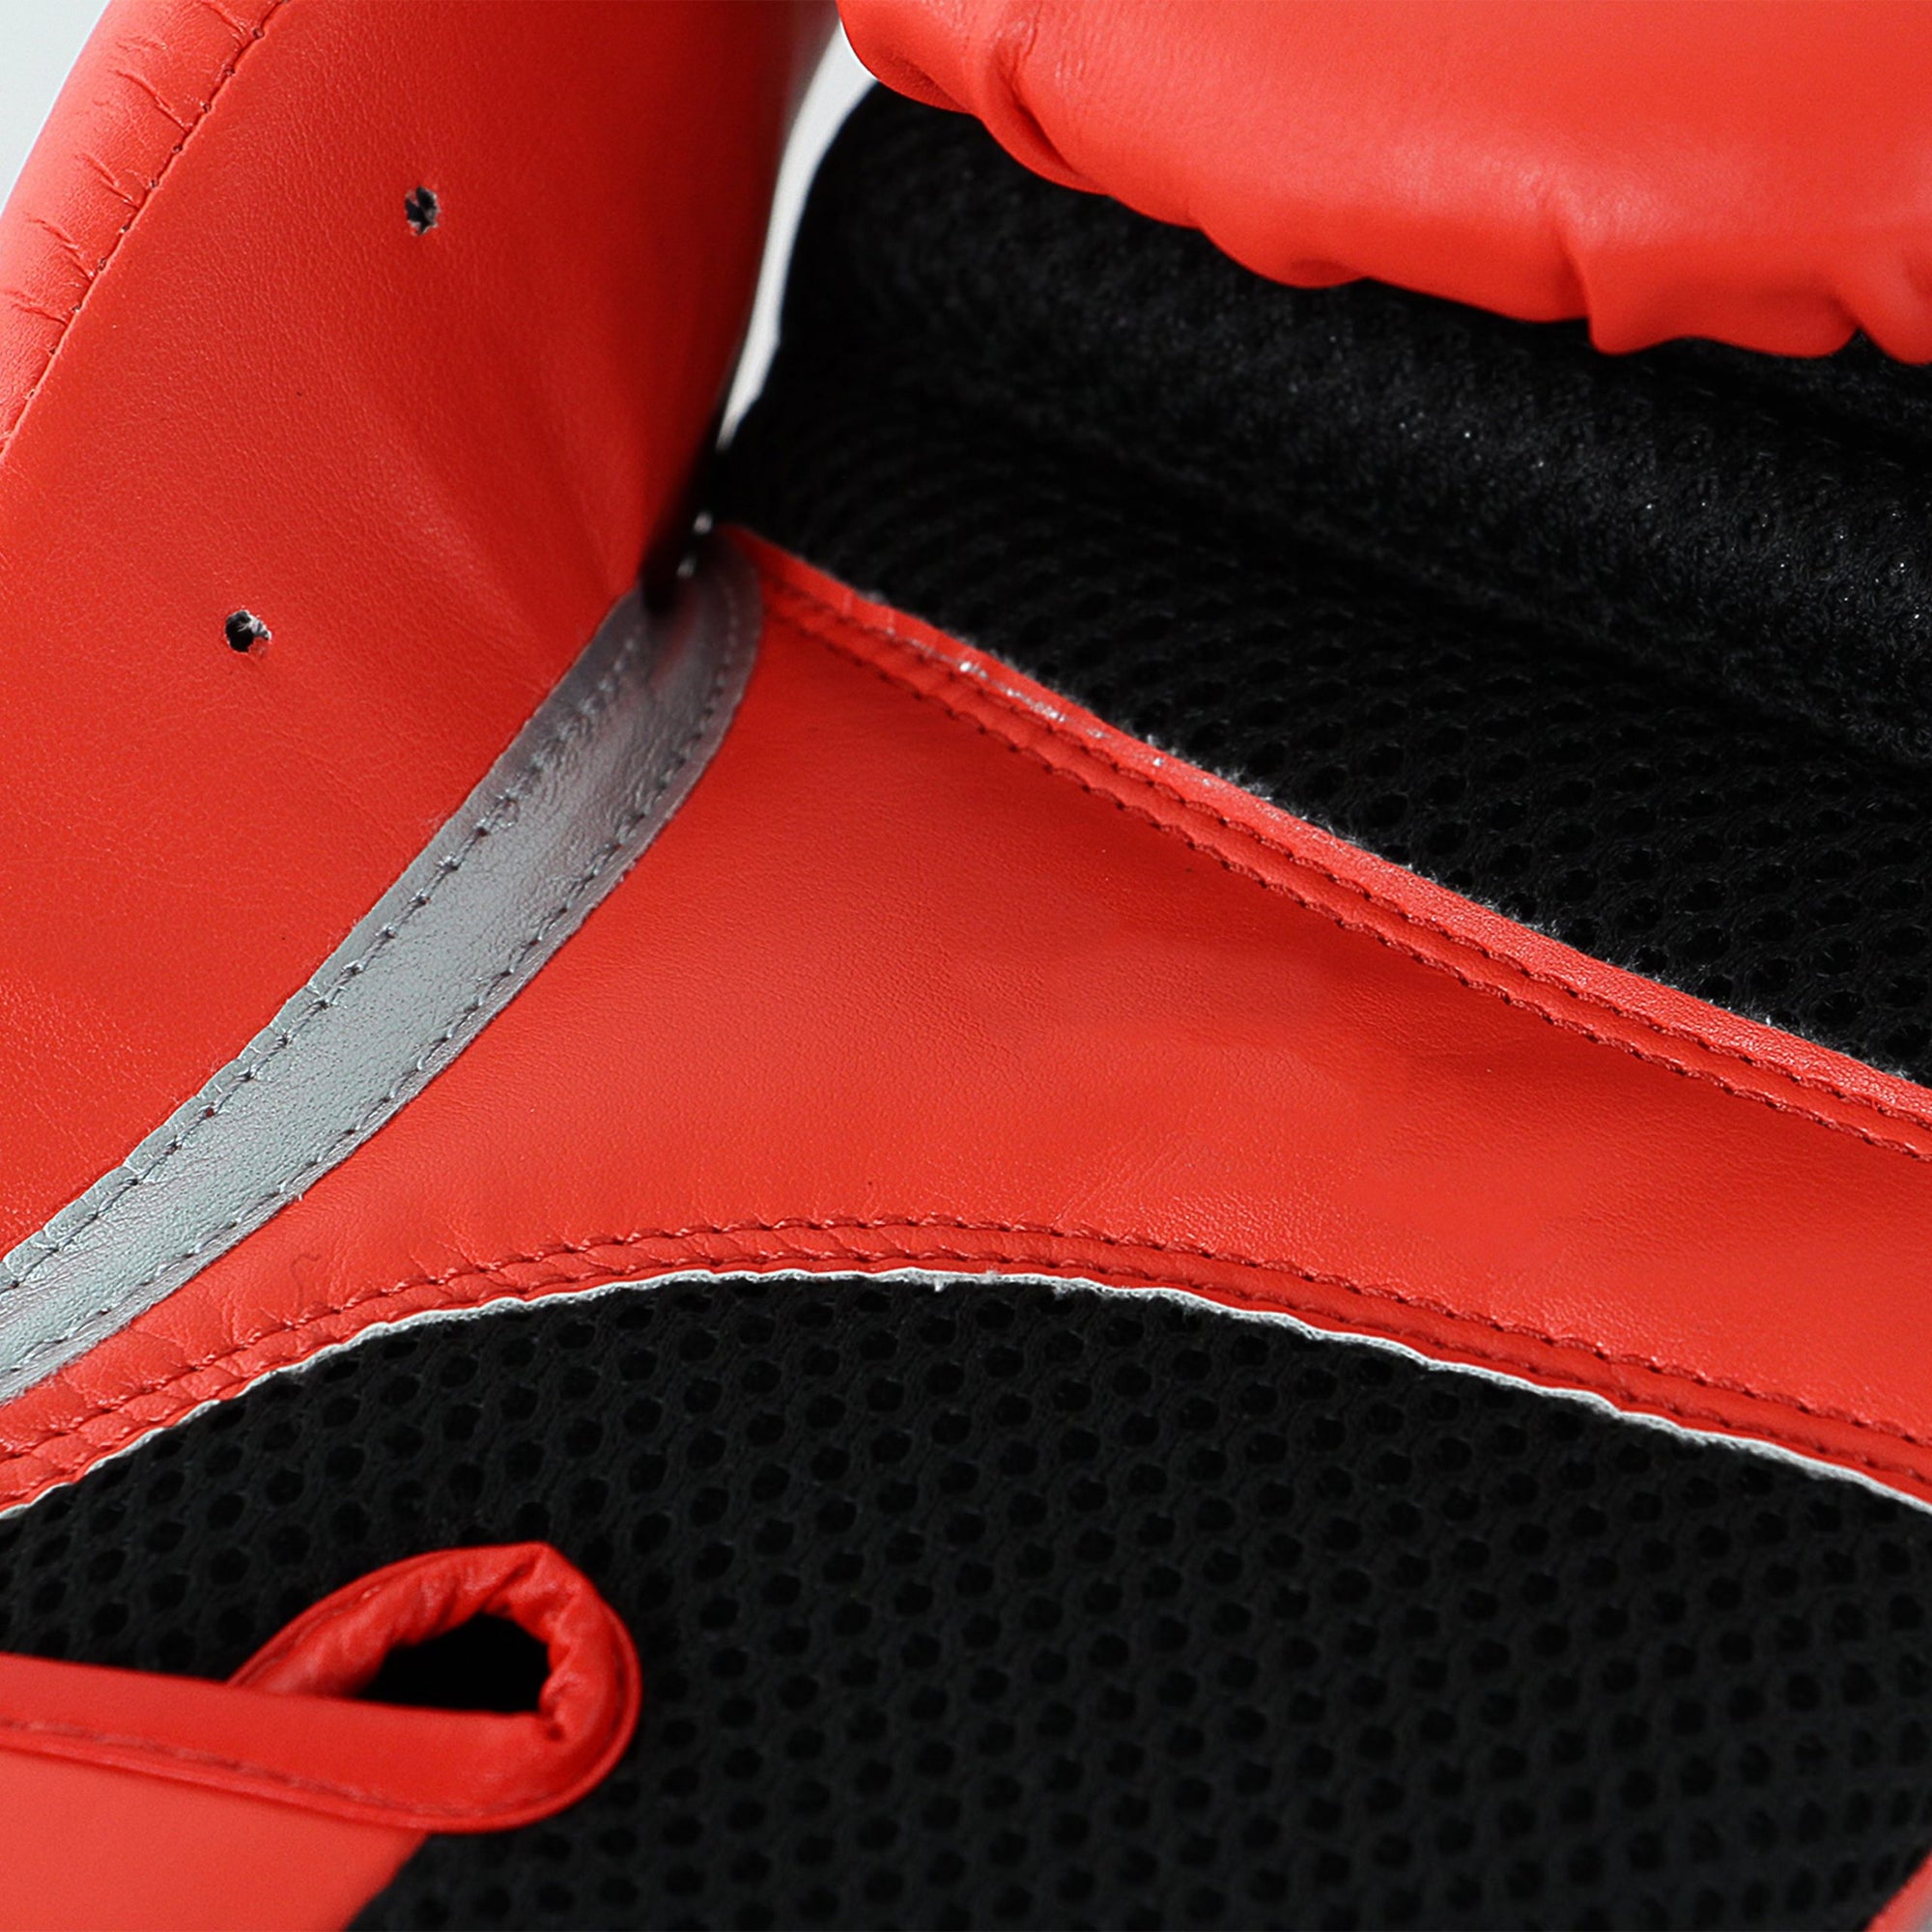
<box><xmin>405</xmin><ymin>185</ymin><xmax>440</xmax><ymax>235</ymax></box>
<box><xmin>225</xmin><ymin>610</ymin><xmax>270</xmax><ymax>653</ymax></box>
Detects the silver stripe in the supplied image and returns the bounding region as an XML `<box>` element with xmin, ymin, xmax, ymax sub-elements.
<box><xmin>0</xmin><ymin>545</ymin><xmax>759</xmax><ymax>1402</ymax></box>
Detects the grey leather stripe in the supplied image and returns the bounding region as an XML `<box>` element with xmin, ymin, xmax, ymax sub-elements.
<box><xmin>0</xmin><ymin>545</ymin><xmax>759</xmax><ymax>1403</ymax></box>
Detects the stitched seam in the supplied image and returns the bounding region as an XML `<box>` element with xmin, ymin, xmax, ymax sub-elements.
<box><xmin>765</xmin><ymin>564</ymin><xmax>1932</xmax><ymax>1133</ymax></box>
<box><xmin>1</xmin><ymin>618</ymin><xmax>646</xmax><ymax>1299</ymax></box>
<box><xmin>7</xmin><ymin>1218</ymin><xmax>1932</xmax><ymax>1491</ymax></box>
<box><xmin>0</xmin><ymin>0</ymin><xmax>289</xmax><ymax>461</ymax></box>
<box><xmin>759</xmin><ymin>567</ymin><xmax>1932</xmax><ymax>1164</ymax></box>
<box><xmin>4</xmin><ymin>576</ymin><xmax>745</xmax><ymax>1371</ymax></box>
<box><xmin>0</xmin><ymin>1707</ymin><xmax>608</xmax><ymax>1823</ymax></box>
<box><xmin>7</xmin><ymin>554</ymin><xmax>1921</xmax><ymax>1496</ymax></box>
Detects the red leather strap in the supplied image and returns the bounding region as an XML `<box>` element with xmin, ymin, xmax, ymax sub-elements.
<box><xmin>0</xmin><ymin>1543</ymin><xmax>638</xmax><ymax>1830</ymax></box>
<box><xmin>0</xmin><ymin>1752</ymin><xmax>419</xmax><ymax>1932</ymax></box>
<box><xmin>0</xmin><ymin>1544</ymin><xmax>638</xmax><ymax>1929</ymax></box>
<box><xmin>840</xmin><ymin>0</ymin><xmax>1932</xmax><ymax>357</ymax></box>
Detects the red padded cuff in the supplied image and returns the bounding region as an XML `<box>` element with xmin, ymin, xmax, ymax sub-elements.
<box><xmin>841</xmin><ymin>0</ymin><xmax>1932</xmax><ymax>358</ymax></box>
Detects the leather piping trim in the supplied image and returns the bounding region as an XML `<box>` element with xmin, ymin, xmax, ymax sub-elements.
<box><xmin>0</xmin><ymin>546</ymin><xmax>759</xmax><ymax>1403</ymax></box>
<box><xmin>5</xmin><ymin>1264</ymin><xmax>1916</xmax><ymax>1531</ymax></box>
<box><xmin>745</xmin><ymin>537</ymin><xmax>1932</xmax><ymax>1162</ymax></box>
<box><xmin>5</xmin><ymin>1222</ymin><xmax>1930</xmax><ymax>1521</ymax></box>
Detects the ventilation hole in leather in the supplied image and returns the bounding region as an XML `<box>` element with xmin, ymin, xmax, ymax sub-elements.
<box><xmin>361</xmin><ymin>1614</ymin><xmax>549</xmax><ymax>1716</ymax></box>
<box><xmin>405</xmin><ymin>185</ymin><xmax>440</xmax><ymax>236</ymax></box>
<box><xmin>224</xmin><ymin>609</ymin><xmax>270</xmax><ymax>653</ymax></box>
<box><xmin>0</xmin><ymin>1276</ymin><xmax>1928</xmax><ymax>1929</ymax></box>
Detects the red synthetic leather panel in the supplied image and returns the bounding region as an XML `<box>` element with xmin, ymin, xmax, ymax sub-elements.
<box><xmin>0</xmin><ymin>1755</ymin><xmax>417</xmax><ymax>1932</ymax></box>
<box><xmin>1878</xmin><ymin>1847</ymin><xmax>1932</xmax><ymax>1932</ymax></box>
<box><xmin>0</xmin><ymin>1543</ymin><xmax>639</xmax><ymax>1930</ymax></box>
<box><xmin>839</xmin><ymin>0</ymin><xmax>1932</xmax><ymax>358</ymax></box>
<box><xmin>0</xmin><ymin>0</ymin><xmax>817</xmax><ymax>1254</ymax></box>
<box><xmin>10</xmin><ymin>535</ymin><xmax>1932</xmax><ymax>1512</ymax></box>
<box><xmin>1872</xmin><ymin>1849</ymin><xmax>1932</xmax><ymax>1932</ymax></box>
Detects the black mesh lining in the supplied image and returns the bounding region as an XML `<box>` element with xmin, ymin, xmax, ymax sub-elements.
<box><xmin>0</xmin><ymin>1276</ymin><xmax>1929</xmax><ymax>1931</ymax></box>
<box><xmin>719</xmin><ymin>89</ymin><xmax>1932</xmax><ymax>1087</ymax></box>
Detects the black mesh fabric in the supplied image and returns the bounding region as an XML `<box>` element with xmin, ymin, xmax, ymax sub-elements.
<box><xmin>720</xmin><ymin>89</ymin><xmax>1932</xmax><ymax>1087</ymax></box>
<box><xmin>729</xmin><ymin>90</ymin><xmax>1932</xmax><ymax>768</ymax></box>
<box><xmin>0</xmin><ymin>1277</ymin><xmax>1929</xmax><ymax>1931</ymax></box>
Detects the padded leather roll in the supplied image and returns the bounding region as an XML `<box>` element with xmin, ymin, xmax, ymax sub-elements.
<box><xmin>841</xmin><ymin>0</ymin><xmax>1932</xmax><ymax>357</ymax></box>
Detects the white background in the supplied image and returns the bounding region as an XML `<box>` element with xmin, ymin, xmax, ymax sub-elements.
<box><xmin>0</xmin><ymin>5</ymin><xmax>873</xmax><ymax>425</ymax></box>
<box><xmin>0</xmin><ymin>0</ymin><xmax>105</xmax><ymax>200</ymax></box>
<box><xmin>729</xmin><ymin>28</ymin><xmax>873</xmax><ymax>425</ymax></box>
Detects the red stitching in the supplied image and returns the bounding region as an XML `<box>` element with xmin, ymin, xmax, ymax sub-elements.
<box><xmin>758</xmin><ymin>567</ymin><xmax>1932</xmax><ymax>1164</ymax></box>
<box><xmin>783</xmin><ymin>562</ymin><xmax>1932</xmax><ymax>1122</ymax></box>
<box><xmin>0</xmin><ymin>0</ymin><xmax>288</xmax><ymax>460</ymax></box>
<box><xmin>5</xmin><ymin>1219</ymin><xmax>1931</xmax><ymax>1497</ymax></box>
<box><xmin>0</xmin><ymin>1708</ymin><xmax>570</xmax><ymax>1823</ymax></box>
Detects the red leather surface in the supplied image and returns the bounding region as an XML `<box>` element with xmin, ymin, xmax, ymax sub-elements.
<box><xmin>1870</xmin><ymin>1846</ymin><xmax>1932</xmax><ymax>1932</ymax></box>
<box><xmin>231</xmin><ymin>1543</ymin><xmax>642</xmax><ymax>1824</ymax></box>
<box><xmin>0</xmin><ymin>1543</ymin><xmax>638</xmax><ymax>1930</ymax></box>
<box><xmin>839</xmin><ymin>0</ymin><xmax>1932</xmax><ymax>358</ymax></box>
<box><xmin>0</xmin><ymin>1754</ymin><xmax>417</xmax><ymax>1932</ymax></box>
<box><xmin>0</xmin><ymin>0</ymin><xmax>816</xmax><ymax>1255</ymax></box>
<box><xmin>7</xmin><ymin>535</ymin><xmax>1932</xmax><ymax>1513</ymax></box>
